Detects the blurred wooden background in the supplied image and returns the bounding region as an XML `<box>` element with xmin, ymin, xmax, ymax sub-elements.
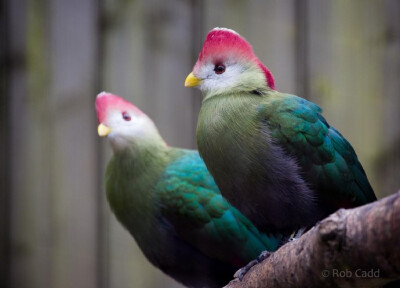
<box><xmin>1</xmin><ymin>0</ymin><xmax>399</xmax><ymax>288</ymax></box>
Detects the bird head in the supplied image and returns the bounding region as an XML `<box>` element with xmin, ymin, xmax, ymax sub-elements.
<box><xmin>95</xmin><ymin>92</ymin><xmax>165</xmax><ymax>152</ymax></box>
<box><xmin>185</xmin><ymin>27</ymin><xmax>275</xmax><ymax>95</ymax></box>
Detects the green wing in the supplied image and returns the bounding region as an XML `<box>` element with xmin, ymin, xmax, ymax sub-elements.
<box><xmin>156</xmin><ymin>150</ymin><xmax>281</xmax><ymax>266</ymax></box>
<box><xmin>259</xmin><ymin>93</ymin><xmax>376</xmax><ymax>208</ymax></box>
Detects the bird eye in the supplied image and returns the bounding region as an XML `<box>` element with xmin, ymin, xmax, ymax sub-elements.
<box><xmin>214</xmin><ymin>64</ymin><xmax>226</xmax><ymax>74</ymax></box>
<box><xmin>122</xmin><ymin>112</ymin><xmax>131</xmax><ymax>121</ymax></box>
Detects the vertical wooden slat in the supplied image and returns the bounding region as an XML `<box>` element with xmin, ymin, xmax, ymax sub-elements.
<box><xmin>249</xmin><ymin>0</ymin><xmax>297</xmax><ymax>94</ymax></box>
<box><xmin>189</xmin><ymin>0</ymin><xmax>204</xmax><ymax>144</ymax></box>
<box><xmin>307</xmin><ymin>0</ymin><xmax>386</xmax><ymax>197</ymax></box>
<box><xmin>141</xmin><ymin>0</ymin><xmax>199</xmax><ymax>148</ymax></box>
<box><xmin>294</xmin><ymin>0</ymin><xmax>309</xmax><ymax>98</ymax></box>
<box><xmin>48</xmin><ymin>0</ymin><xmax>99</xmax><ymax>287</ymax></box>
<box><xmin>10</xmin><ymin>0</ymin><xmax>102</xmax><ymax>286</ymax></box>
<box><xmin>97</xmin><ymin>1</ymin><xmax>108</xmax><ymax>287</ymax></box>
<box><xmin>23</xmin><ymin>0</ymin><xmax>53</xmax><ymax>286</ymax></box>
<box><xmin>8</xmin><ymin>0</ymin><xmax>43</xmax><ymax>287</ymax></box>
<box><xmin>375</xmin><ymin>0</ymin><xmax>400</xmax><ymax>196</ymax></box>
<box><xmin>1</xmin><ymin>0</ymin><xmax>11</xmax><ymax>287</ymax></box>
<box><xmin>101</xmin><ymin>0</ymin><xmax>192</xmax><ymax>287</ymax></box>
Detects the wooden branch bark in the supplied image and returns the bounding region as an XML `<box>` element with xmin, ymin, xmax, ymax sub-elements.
<box><xmin>225</xmin><ymin>191</ymin><xmax>400</xmax><ymax>288</ymax></box>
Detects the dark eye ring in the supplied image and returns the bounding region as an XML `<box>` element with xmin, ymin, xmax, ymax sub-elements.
<box><xmin>214</xmin><ymin>64</ymin><xmax>225</xmax><ymax>74</ymax></box>
<box><xmin>122</xmin><ymin>112</ymin><xmax>131</xmax><ymax>121</ymax></box>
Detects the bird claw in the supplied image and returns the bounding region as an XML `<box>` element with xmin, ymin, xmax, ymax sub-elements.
<box><xmin>233</xmin><ymin>250</ymin><xmax>272</xmax><ymax>281</ymax></box>
<box><xmin>282</xmin><ymin>227</ymin><xmax>307</xmax><ymax>244</ymax></box>
<box><xmin>233</xmin><ymin>229</ymin><xmax>305</xmax><ymax>281</ymax></box>
<box><xmin>289</xmin><ymin>227</ymin><xmax>306</xmax><ymax>242</ymax></box>
<box><xmin>256</xmin><ymin>250</ymin><xmax>272</xmax><ymax>262</ymax></box>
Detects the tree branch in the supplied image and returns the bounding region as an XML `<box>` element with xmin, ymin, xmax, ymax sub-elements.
<box><xmin>225</xmin><ymin>191</ymin><xmax>400</xmax><ymax>288</ymax></box>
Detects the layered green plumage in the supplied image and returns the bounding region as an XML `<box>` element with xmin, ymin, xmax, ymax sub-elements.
<box><xmin>261</xmin><ymin>93</ymin><xmax>376</xmax><ymax>206</ymax></box>
<box><xmin>106</xmin><ymin>147</ymin><xmax>280</xmax><ymax>288</ymax></box>
<box><xmin>190</xmin><ymin>28</ymin><xmax>377</xmax><ymax>234</ymax></box>
<box><xmin>97</xmin><ymin>92</ymin><xmax>282</xmax><ymax>288</ymax></box>
<box><xmin>156</xmin><ymin>151</ymin><xmax>279</xmax><ymax>262</ymax></box>
<box><xmin>197</xmin><ymin>88</ymin><xmax>376</xmax><ymax>233</ymax></box>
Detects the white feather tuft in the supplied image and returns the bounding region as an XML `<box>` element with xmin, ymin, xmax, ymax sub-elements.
<box><xmin>211</xmin><ymin>27</ymin><xmax>240</xmax><ymax>35</ymax></box>
<box><xmin>97</xmin><ymin>91</ymin><xmax>111</xmax><ymax>98</ymax></box>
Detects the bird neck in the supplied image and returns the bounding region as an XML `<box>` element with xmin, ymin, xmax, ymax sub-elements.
<box><xmin>106</xmin><ymin>142</ymin><xmax>171</xmax><ymax>235</ymax></box>
<box><xmin>112</xmin><ymin>140</ymin><xmax>169</xmax><ymax>174</ymax></box>
<box><xmin>196</xmin><ymin>93</ymin><xmax>269</xmax><ymax>196</ymax></box>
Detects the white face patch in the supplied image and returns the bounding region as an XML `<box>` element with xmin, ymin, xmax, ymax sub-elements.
<box><xmin>195</xmin><ymin>60</ymin><xmax>247</xmax><ymax>93</ymax></box>
<box><xmin>105</xmin><ymin>109</ymin><xmax>161</xmax><ymax>151</ymax></box>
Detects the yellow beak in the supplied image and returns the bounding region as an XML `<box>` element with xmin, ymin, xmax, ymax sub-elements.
<box><xmin>184</xmin><ymin>72</ymin><xmax>201</xmax><ymax>87</ymax></box>
<box><xmin>98</xmin><ymin>123</ymin><xmax>111</xmax><ymax>137</ymax></box>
